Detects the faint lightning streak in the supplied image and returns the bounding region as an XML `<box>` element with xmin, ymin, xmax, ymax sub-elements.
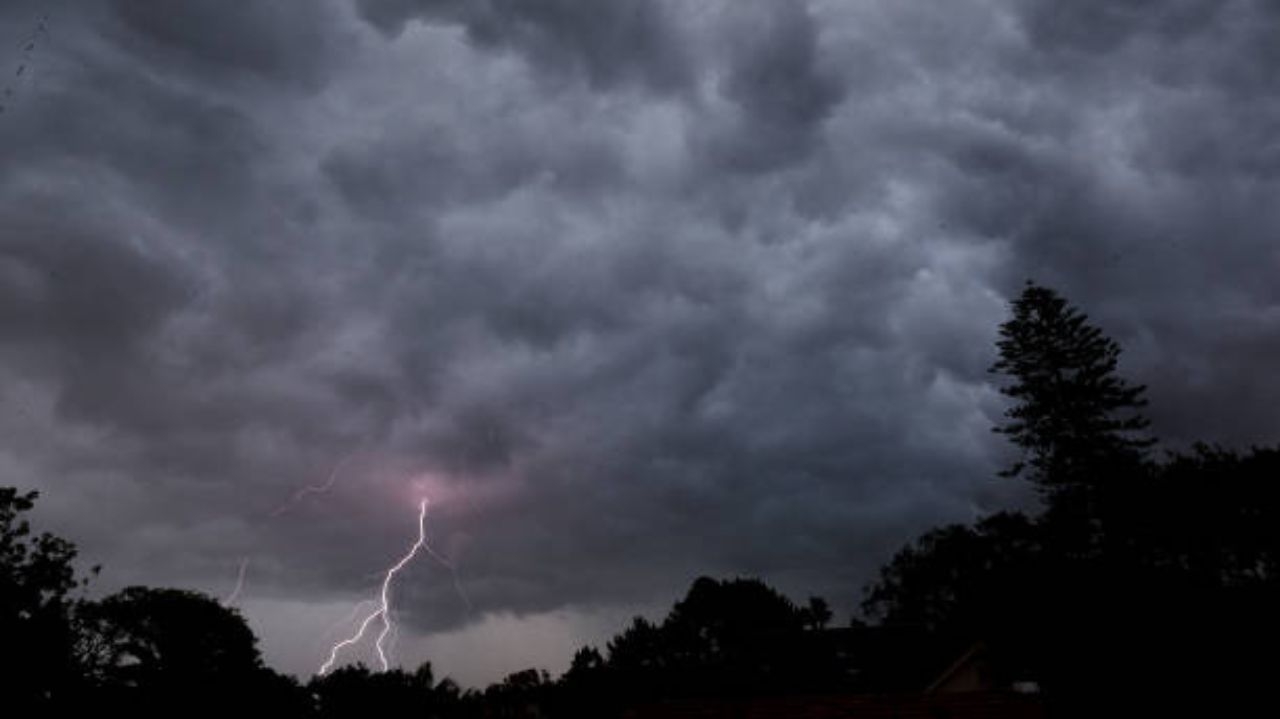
<box><xmin>422</xmin><ymin>543</ymin><xmax>473</xmax><ymax>615</ymax></box>
<box><xmin>325</xmin><ymin>599</ymin><xmax>378</xmax><ymax>639</ymax></box>
<box><xmin>222</xmin><ymin>558</ymin><xmax>250</xmax><ymax>606</ymax></box>
<box><xmin>273</xmin><ymin>453</ymin><xmax>358</xmax><ymax>517</ymax></box>
<box><xmin>318</xmin><ymin>499</ymin><xmax>429</xmax><ymax>675</ymax></box>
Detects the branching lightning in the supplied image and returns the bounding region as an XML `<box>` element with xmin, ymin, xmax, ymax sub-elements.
<box><xmin>257</xmin><ymin>454</ymin><xmax>474</xmax><ymax>674</ymax></box>
<box><xmin>319</xmin><ymin>498</ymin><xmax>431</xmax><ymax>675</ymax></box>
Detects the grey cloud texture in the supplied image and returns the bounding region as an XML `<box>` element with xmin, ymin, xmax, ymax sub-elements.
<box><xmin>106</xmin><ymin>0</ymin><xmax>348</xmax><ymax>91</ymax></box>
<box><xmin>1</xmin><ymin>0</ymin><xmax>1277</xmax><ymax>682</ymax></box>
<box><xmin>356</xmin><ymin>0</ymin><xmax>691</xmax><ymax>92</ymax></box>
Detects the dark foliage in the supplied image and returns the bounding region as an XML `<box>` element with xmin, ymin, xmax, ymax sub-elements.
<box><xmin>0</xmin><ymin>487</ymin><xmax>90</xmax><ymax>710</ymax></box>
<box><xmin>865</xmin><ymin>282</ymin><xmax>1280</xmax><ymax>713</ymax></box>
<box><xmin>72</xmin><ymin>586</ymin><xmax>310</xmax><ymax>717</ymax></box>
<box><xmin>310</xmin><ymin>663</ymin><xmax>460</xmax><ymax>718</ymax></box>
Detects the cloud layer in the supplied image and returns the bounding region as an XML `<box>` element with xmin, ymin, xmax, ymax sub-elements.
<box><xmin>1</xmin><ymin>0</ymin><xmax>1277</xmax><ymax>682</ymax></box>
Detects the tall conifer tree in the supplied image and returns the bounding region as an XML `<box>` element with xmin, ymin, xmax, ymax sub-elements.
<box><xmin>990</xmin><ymin>282</ymin><xmax>1154</xmax><ymax>509</ymax></box>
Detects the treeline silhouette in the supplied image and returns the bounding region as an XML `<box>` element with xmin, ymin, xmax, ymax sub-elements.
<box><xmin>5</xmin><ymin>283</ymin><xmax>1279</xmax><ymax>716</ymax></box>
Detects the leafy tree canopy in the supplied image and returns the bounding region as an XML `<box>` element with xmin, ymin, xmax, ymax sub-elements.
<box><xmin>1</xmin><ymin>487</ymin><xmax>91</xmax><ymax>706</ymax></box>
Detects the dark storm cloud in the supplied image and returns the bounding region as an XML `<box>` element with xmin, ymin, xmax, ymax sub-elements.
<box><xmin>322</xmin><ymin>113</ymin><xmax>625</xmax><ymax>219</ymax></box>
<box><xmin>355</xmin><ymin>0</ymin><xmax>691</xmax><ymax>92</ymax></box>
<box><xmin>106</xmin><ymin>0</ymin><xmax>348</xmax><ymax>91</ymax></box>
<box><xmin>702</xmin><ymin>0</ymin><xmax>844</xmax><ymax>174</ymax></box>
<box><xmin>2</xmin><ymin>0</ymin><xmax>1279</xmax><ymax>680</ymax></box>
<box><xmin>972</xmin><ymin>0</ymin><xmax>1280</xmax><ymax>446</ymax></box>
<box><xmin>0</xmin><ymin>197</ymin><xmax>189</xmax><ymax>351</ymax></box>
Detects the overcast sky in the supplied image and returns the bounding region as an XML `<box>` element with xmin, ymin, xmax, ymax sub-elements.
<box><xmin>2</xmin><ymin>0</ymin><xmax>1278</xmax><ymax>687</ymax></box>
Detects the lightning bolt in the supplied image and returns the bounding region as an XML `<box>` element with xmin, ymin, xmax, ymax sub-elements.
<box><xmin>221</xmin><ymin>557</ymin><xmax>250</xmax><ymax>606</ymax></box>
<box><xmin>319</xmin><ymin>498</ymin><xmax>430</xmax><ymax>675</ymax></box>
<box><xmin>310</xmin><ymin>598</ymin><xmax>378</xmax><ymax>655</ymax></box>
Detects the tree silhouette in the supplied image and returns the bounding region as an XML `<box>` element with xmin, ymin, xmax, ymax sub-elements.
<box><xmin>862</xmin><ymin>512</ymin><xmax>1043</xmax><ymax>632</ymax></box>
<box><xmin>484</xmin><ymin>667</ymin><xmax>554</xmax><ymax>717</ymax></box>
<box><xmin>559</xmin><ymin>646</ymin><xmax>608</xmax><ymax>717</ymax></box>
<box><xmin>1142</xmin><ymin>444</ymin><xmax>1280</xmax><ymax>585</ymax></box>
<box><xmin>864</xmin><ymin>283</ymin><xmax>1280</xmax><ymax>713</ymax></box>
<box><xmin>990</xmin><ymin>282</ymin><xmax>1153</xmax><ymax>522</ymax></box>
<box><xmin>310</xmin><ymin>662</ymin><xmax>450</xmax><ymax>719</ymax></box>
<box><xmin>74</xmin><ymin>586</ymin><xmax>306</xmax><ymax>716</ymax></box>
<box><xmin>77</xmin><ymin>587</ymin><xmax>263</xmax><ymax>681</ymax></box>
<box><xmin>590</xmin><ymin>577</ymin><xmax>847</xmax><ymax>707</ymax></box>
<box><xmin>801</xmin><ymin>596</ymin><xmax>832</xmax><ymax>630</ymax></box>
<box><xmin>0</xmin><ymin>487</ymin><xmax>92</xmax><ymax>709</ymax></box>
